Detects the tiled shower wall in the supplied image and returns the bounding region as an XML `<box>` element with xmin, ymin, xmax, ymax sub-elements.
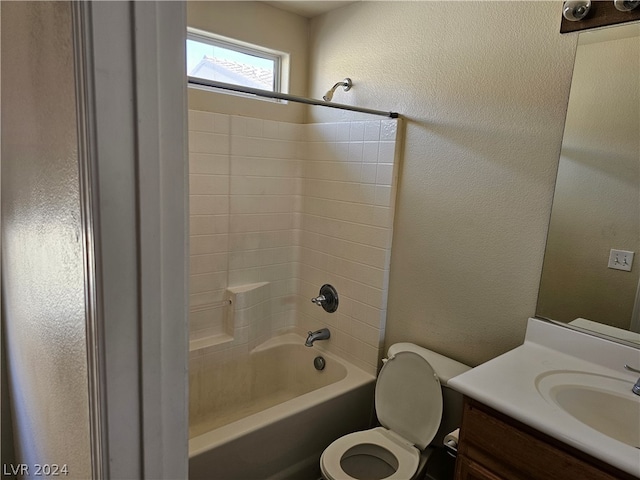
<box><xmin>188</xmin><ymin>112</ymin><xmax>302</xmax><ymax>348</ymax></box>
<box><xmin>296</xmin><ymin>120</ymin><xmax>399</xmax><ymax>374</ymax></box>
<box><xmin>189</xmin><ymin>112</ymin><xmax>232</xmax><ymax>341</ymax></box>
<box><xmin>188</xmin><ymin>110</ymin><xmax>400</xmax><ymax>374</ymax></box>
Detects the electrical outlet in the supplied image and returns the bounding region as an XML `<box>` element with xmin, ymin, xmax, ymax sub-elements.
<box><xmin>608</xmin><ymin>249</ymin><xmax>634</xmax><ymax>272</ymax></box>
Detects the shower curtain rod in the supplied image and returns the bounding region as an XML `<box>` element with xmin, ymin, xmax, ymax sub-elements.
<box><xmin>188</xmin><ymin>77</ymin><xmax>400</xmax><ymax>119</ymax></box>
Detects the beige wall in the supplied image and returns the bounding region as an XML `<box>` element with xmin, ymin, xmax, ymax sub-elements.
<box><xmin>187</xmin><ymin>1</ymin><xmax>309</xmax><ymax>123</ymax></box>
<box><xmin>308</xmin><ymin>2</ymin><xmax>578</xmax><ymax>366</ymax></box>
<box><xmin>0</xmin><ymin>2</ymin><xmax>14</xmax><ymax>471</ymax></box>
<box><xmin>1</xmin><ymin>2</ymin><xmax>91</xmax><ymax>476</ymax></box>
<box><xmin>537</xmin><ymin>27</ymin><xmax>640</xmax><ymax>328</ymax></box>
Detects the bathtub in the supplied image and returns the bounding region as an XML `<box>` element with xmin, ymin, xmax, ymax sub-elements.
<box><xmin>188</xmin><ymin>333</ymin><xmax>376</xmax><ymax>480</ymax></box>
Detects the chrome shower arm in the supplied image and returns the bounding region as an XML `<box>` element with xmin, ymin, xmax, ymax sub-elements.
<box><xmin>323</xmin><ymin>78</ymin><xmax>352</xmax><ymax>102</ymax></box>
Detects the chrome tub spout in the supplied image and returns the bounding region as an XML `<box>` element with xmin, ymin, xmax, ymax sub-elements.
<box><xmin>305</xmin><ymin>328</ymin><xmax>331</xmax><ymax>347</ymax></box>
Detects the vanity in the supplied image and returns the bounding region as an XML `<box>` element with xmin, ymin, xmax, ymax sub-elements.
<box><xmin>448</xmin><ymin>318</ymin><xmax>640</xmax><ymax>480</ymax></box>
<box><xmin>455</xmin><ymin>399</ymin><xmax>633</xmax><ymax>480</ymax></box>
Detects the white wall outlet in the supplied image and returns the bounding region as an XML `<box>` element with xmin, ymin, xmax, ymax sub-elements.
<box><xmin>608</xmin><ymin>249</ymin><xmax>634</xmax><ymax>272</ymax></box>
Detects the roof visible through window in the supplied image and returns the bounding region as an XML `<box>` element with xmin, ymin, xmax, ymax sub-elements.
<box><xmin>187</xmin><ymin>29</ymin><xmax>282</xmax><ymax>93</ymax></box>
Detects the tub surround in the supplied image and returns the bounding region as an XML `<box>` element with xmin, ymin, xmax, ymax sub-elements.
<box><xmin>448</xmin><ymin>318</ymin><xmax>640</xmax><ymax>477</ymax></box>
<box><xmin>188</xmin><ymin>110</ymin><xmax>401</xmax><ymax>373</ymax></box>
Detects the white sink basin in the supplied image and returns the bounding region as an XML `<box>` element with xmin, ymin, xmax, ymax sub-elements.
<box><xmin>448</xmin><ymin>318</ymin><xmax>640</xmax><ymax>477</ymax></box>
<box><xmin>535</xmin><ymin>370</ymin><xmax>640</xmax><ymax>448</ymax></box>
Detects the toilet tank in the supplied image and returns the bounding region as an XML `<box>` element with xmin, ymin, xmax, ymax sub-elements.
<box><xmin>386</xmin><ymin>343</ymin><xmax>470</xmax><ymax>446</ymax></box>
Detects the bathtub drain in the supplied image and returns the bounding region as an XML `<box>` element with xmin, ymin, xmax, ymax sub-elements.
<box><xmin>314</xmin><ymin>356</ymin><xmax>326</xmax><ymax>371</ymax></box>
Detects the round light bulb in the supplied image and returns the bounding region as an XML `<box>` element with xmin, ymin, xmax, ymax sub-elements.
<box><xmin>562</xmin><ymin>0</ymin><xmax>592</xmax><ymax>21</ymax></box>
<box><xmin>613</xmin><ymin>0</ymin><xmax>640</xmax><ymax>11</ymax></box>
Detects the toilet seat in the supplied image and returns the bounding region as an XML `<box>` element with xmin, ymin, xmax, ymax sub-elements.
<box><xmin>320</xmin><ymin>427</ymin><xmax>420</xmax><ymax>480</ymax></box>
<box><xmin>320</xmin><ymin>351</ymin><xmax>444</xmax><ymax>480</ymax></box>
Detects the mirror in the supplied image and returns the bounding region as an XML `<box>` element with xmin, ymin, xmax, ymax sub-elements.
<box><xmin>537</xmin><ymin>23</ymin><xmax>640</xmax><ymax>345</ymax></box>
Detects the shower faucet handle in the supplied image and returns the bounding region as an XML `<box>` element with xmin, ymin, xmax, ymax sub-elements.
<box><xmin>310</xmin><ymin>284</ymin><xmax>339</xmax><ymax>313</ymax></box>
<box><xmin>311</xmin><ymin>295</ymin><xmax>327</xmax><ymax>305</ymax></box>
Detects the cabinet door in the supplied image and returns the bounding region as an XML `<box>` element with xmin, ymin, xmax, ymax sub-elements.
<box><xmin>456</xmin><ymin>455</ymin><xmax>503</xmax><ymax>480</ymax></box>
<box><xmin>457</xmin><ymin>398</ymin><xmax>634</xmax><ymax>480</ymax></box>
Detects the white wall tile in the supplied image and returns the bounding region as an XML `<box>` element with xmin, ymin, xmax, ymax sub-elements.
<box><xmin>189</xmin><ymin>153</ymin><xmax>229</xmax><ymax>175</ymax></box>
<box><xmin>349</xmin><ymin>121</ymin><xmax>365</xmax><ymax>141</ymax></box>
<box><xmin>263</xmin><ymin>119</ymin><xmax>279</xmax><ymax>139</ymax></box>
<box><xmin>336</xmin><ymin>125</ymin><xmax>351</xmax><ymax>142</ymax></box>
<box><xmin>190</xmin><ymin>234</ymin><xmax>229</xmax><ymax>255</ymax></box>
<box><xmin>374</xmin><ymin>185</ymin><xmax>393</xmax><ymax>207</ymax></box>
<box><xmin>189</xmin><ymin>195</ymin><xmax>229</xmax><ymax>215</ymax></box>
<box><xmin>360</xmin><ymin>163</ymin><xmax>377</xmax><ymax>184</ymax></box>
<box><xmin>190</xmin><ymin>253</ymin><xmax>228</xmax><ymax>275</ymax></box>
<box><xmin>378</xmin><ymin>142</ymin><xmax>395</xmax><ymax>163</ymax></box>
<box><xmin>364</xmin><ymin>121</ymin><xmax>381</xmax><ymax>141</ymax></box>
<box><xmin>348</xmin><ymin>142</ymin><xmax>363</xmax><ymax>162</ymax></box>
<box><xmin>188</xmin><ymin>112</ymin><xmax>399</xmax><ymax>371</ymax></box>
<box><xmin>189</xmin><ymin>131</ymin><xmax>230</xmax><ymax>155</ymax></box>
<box><xmin>230</xmin><ymin>135</ymin><xmax>248</xmax><ymax>156</ymax></box>
<box><xmin>190</xmin><ymin>174</ymin><xmax>229</xmax><ymax>195</ymax></box>
<box><xmin>376</xmin><ymin>164</ymin><xmax>394</xmax><ymax>186</ymax></box>
<box><xmin>230</xmin><ymin>195</ymin><xmax>293</xmax><ymax>214</ymax></box>
<box><xmin>245</xmin><ymin>117</ymin><xmax>263</xmax><ymax>138</ymax></box>
<box><xmin>212</xmin><ymin>113</ymin><xmax>230</xmax><ymax>134</ymax></box>
<box><xmin>189</xmin><ymin>290</ymin><xmax>227</xmax><ymax>311</ymax></box>
<box><xmin>282</xmin><ymin>123</ymin><xmax>304</xmax><ymax>142</ymax></box>
<box><xmin>190</xmin><ymin>272</ymin><xmax>227</xmax><ymax>295</ymax></box>
<box><xmin>189</xmin><ymin>110</ymin><xmax>215</xmax><ymax>132</ymax></box>
<box><xmin>190</xmin><ymin>215</ymin><xmax>229</xmax><ymax>235</ymax></box>
<box><xmin>363</xmin><ymin>142</ymin><xmax>379</xmax><ymax>164</ymax></box>
<box><xmin>230</xmin><ymin>116</ymin><xmax>247</xmax><ymax>136</ymax></box>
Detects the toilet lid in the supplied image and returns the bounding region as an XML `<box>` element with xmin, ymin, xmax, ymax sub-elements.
<box><xmin>375</xmin><ymin>351</ymin><xmax>442</xmax><ymax>450</ymax></box>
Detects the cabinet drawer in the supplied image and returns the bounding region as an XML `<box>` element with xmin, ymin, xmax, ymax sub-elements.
<box><xmin>455</xmin><ymin>455</ymin><xmax>503</xmax><ymax>480</ymax></box>
<box><xmin>457</xmin><ymin>398</ymin><xmax>634</xmax><ymax>480</ymax></box>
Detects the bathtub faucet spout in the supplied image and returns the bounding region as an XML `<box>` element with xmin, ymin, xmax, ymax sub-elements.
<box><xmin>305</xmin><ymin>328</ymin><xmax>331</xmax><ymax>347</ymax></box>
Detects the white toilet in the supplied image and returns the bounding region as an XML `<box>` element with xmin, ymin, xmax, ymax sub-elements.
<box><xmin>320</xmin><ymin>343</ymin><xmax>470</xmax><ymax>480</ymax></box>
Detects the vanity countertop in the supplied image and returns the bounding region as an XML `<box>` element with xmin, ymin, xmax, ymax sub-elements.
<box><xmin>448</xmin><ymin>317</ymin><xmax>640</xmax><ymax>478</ymax></box>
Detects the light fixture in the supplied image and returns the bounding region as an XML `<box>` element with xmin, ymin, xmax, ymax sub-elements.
<box><xmin>562</xmin><ymin>0</ymin><xmax>591</xmax><ymax>21</ymax></box>
<box><xmin>322</xmin><ymin>78</ymin><xmax>352</xmax><ymax>102</ymax></box>
<box><xmin>613</xmin><ymin>0</ymin><xmax>640</xmax><ymax>11</ymax></box>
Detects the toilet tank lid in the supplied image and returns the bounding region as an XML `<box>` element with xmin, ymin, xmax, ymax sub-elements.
<box><xmin>386</xmin><ymin>343</ymin><xmax>470</xmax><ymax>384</ymax></box>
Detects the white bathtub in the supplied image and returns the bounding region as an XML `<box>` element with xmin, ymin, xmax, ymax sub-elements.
<box><xmin>189</xmin><ymin>333</ymin><xmax>376</xmax><ymax>480</ymax></box>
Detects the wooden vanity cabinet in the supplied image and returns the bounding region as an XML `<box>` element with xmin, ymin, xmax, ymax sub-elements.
<box><xmin>454</xmin><ymin>397</ymin><xmax>638</xmax><ymax>480</ymax></box>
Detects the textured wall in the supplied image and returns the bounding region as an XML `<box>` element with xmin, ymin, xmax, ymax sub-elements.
<box><xmin>1</xmin><ymin>2</ymin><xmax>91</xmax><ymax>477</ymax></box>
<box><xmin>0</xmin><ymin>2</ymin><xmax>15</xmax><ymax>470</ymax></box>
<box><xmin>308</xmin><ymin>1</ymin><xmax>578</xmax><ymax>366</ymax></box>
<box><xmin>537</xmin><ymin>27</ymin><xmax>640</xmax><ymax>328</ymax></box>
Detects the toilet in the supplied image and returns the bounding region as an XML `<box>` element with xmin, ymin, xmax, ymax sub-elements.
<box><xmin>320</xmin><ymin>343</ymin><xmax>470</xmax><ymax>480</ymax></box>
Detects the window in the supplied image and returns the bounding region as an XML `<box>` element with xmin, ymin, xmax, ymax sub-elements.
<box><xmin>186</xmin><ymin>28</ymin><xmax>284</xmax><ymax>93</ymax></box>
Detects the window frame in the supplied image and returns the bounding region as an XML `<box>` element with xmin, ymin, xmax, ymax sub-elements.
<box><xmin>186</xmin><ymin>28</ymin><xmax>283</xmax><ymax>94</ymax></box>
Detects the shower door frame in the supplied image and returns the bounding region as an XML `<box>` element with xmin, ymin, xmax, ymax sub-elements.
<box><xmin>72</xmin><ymin>2</ymin><xmax>189</xmax><ymax>478</ymax></box>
